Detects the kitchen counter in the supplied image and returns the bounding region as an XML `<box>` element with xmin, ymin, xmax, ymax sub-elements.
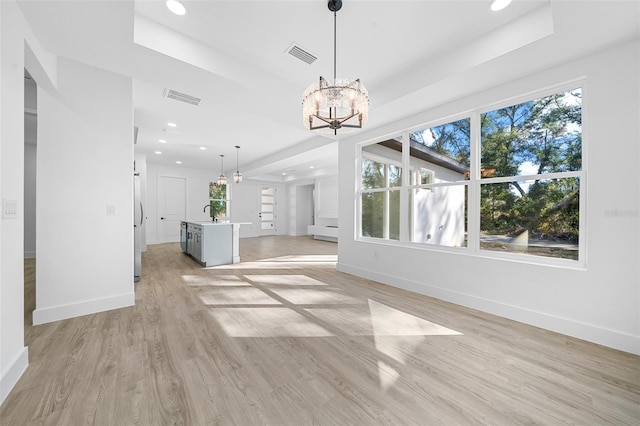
<box><xmin>180</xmin><ymin>221</ymin><xmax>251</xmax><ymax>266</ymax></box>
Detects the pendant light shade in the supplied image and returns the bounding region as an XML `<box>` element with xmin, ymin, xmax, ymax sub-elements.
<box><xmin>216</xmin><ymin>155</ymin><xmax>227</xmax><ymax>186</ymax></box>
<box><xmin>302</xmin><ymin>0</ymin><xmax>368</xmax><ymax>135</ymax></box>
<box><xmin>233</xmin><ymin>145</ymin><xmax>243</xmax><ymax>183</ymax></box>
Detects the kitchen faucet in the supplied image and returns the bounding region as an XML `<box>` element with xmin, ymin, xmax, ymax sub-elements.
<box><xmin>203</xmin><ymin>204</ymin><xmax>216</xmax><ymax>221</ymax></box>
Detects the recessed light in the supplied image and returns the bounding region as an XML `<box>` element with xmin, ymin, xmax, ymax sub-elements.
<box><xmin>282</xmin><ymin>172</ymin><xmax>287</xmax><ymax>175</ymax></box>
<box><xmin>159</xmin><ymin>139</ymin><xmax>167</xmax><ymax>143</ymax></box>
<box><xmin>199</xmin><ymin>146</ymin><xmax>206</xmax><ymax>150</ymax></box>
<box><xmin>166</xmin><ymin>0</ymin><xmax>186</xmax><ymax>16</ymax></box>
<box><xmin>167</xmin><ymin>122</ymin><xmax>177</xmax><ymax>127</ymax></box>
<box><xmin>176</xmin><ymin>160</ymin><xmax>182</xmax><ymax>164</ymax></box>
<box><xmin>309</xmin><ymin>166</ymin><xmax>315</xmax><ymax>169</ymax></box>
<box><xmin>490</xmin><ymin>0</ymin><xmax>512</xmax><ymax>11</ymax></box>
<box><xmin>155</xmin><ymin>151</ymin><xmax>162</xmax><ymax>155</ymax></box>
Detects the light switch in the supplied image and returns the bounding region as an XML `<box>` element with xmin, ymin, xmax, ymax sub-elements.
<box><xmin>106</xmin><ymin>203</ymin><xmax>117</xmax><ymax>215</ymax></box>
<box><xmin>2</xmin><ymin>199</ymin><xmax>17</xmax><ymax>219</ymax></box>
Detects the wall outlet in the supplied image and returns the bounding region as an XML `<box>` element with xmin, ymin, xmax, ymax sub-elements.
<box><xmin>2</xmin><ymin>199</ymin><xmax>17</xmax><ymax>219</ymax></box>
<box><xmin>106</xmin><ymin>203</ymin><xmax>117</xmax><ymax>215</ymax></box>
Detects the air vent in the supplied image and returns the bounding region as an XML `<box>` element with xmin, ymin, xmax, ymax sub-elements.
<box><xmin>163</xmin><ymin>88</ymin><xmax>203</xmax><ymax>106</ymax></box>
<box><xmin>286</xmin><ymin>43</ymin><xmax>317</xmax><ymax>65</ymax></box>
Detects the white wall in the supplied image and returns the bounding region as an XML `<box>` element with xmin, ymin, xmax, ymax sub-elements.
<box><xmin>315</xmin><ymin>176</ymin><xmax>339</xmax><ymax>227</ymax></box>
<box><xmin>338</xmin><ymin>40</ymin><xmax>640</xmax><ymax>355</ymax></box>
<box><xmin>1</xmin><ymin>0</ymin><xmax>57</xmax><ymax>404</ymax></box>
<box><xmin>32</xmin><ymin>57</ymin><xmax>135</xmax><ymax>325</ymax></box>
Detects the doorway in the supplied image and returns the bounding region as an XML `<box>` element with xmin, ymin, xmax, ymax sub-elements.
<box><xmin>24</xmin><ymin>68</ymin><xmax>38</xmax><ymax>330</ymax></box>
<box><xmin>158</xmin><ymin>176</ymin><xmax>186</xmax><ymax>243</ymax></box>
<box><xmin>259</xmin><ymin>186</ymin><xmax>277</xmax><ymax>236</ymax></box>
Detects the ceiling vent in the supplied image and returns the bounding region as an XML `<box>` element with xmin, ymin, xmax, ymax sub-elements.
<box><xmin>286</xmin><ymin>43</ymin><xmax>317</xmax><ymax>65</ymax></box>
<box><xmin>163</xmin><ymin>88</ymin><xmax>203</xmax><ymax>106</ymax></box>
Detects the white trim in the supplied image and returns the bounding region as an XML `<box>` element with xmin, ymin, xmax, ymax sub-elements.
<box><xmin>32</xmin><ymin>292</ymin><xmax>135</xmax><ymax>325</ymax></box>
<box><xmin>480</xmin><ymin>171</ymin><xmax>581</xmax><ymax>184</ymax></box>
<box><xmin>0</xmin><ymin>347</ymin><xmax>28</xmax><ymax>405</ymax></box>
<box><xmin>336</xmin><ymin>262</ymin><xmax>639</xmax><ymax>355</ymax></box>
<box><xmin>23</xmin><ymin>250</ymin><xmax>36</xmax><ymax>259</ymax></box>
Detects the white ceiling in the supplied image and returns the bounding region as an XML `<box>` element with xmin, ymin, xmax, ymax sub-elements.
<box><xmin>17</xmin><ymin>0</ymin><xmax>640</xmax><ymax>182</ymax></box>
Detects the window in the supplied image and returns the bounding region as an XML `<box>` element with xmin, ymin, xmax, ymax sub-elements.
<box><xmin>357</xmin><ymin>85</ymin><xmax>583</xmax><ymax>264</ymax></box>
<box><xmin>361</xmin><ymin>139</ymin><xmax>402</xmax><ymax>240</ymax></box>
<box><xmin>208</xmin><ymin>182</ymin><xmax>228</xmax><ymax>219</ymax></box>
<box><xmin>480</xmin><ymin>88</ymin><xmax>582</xmax><ymax>260</ymax></box>
<box><xmin>409</xmin><ymin>118</ymin><xmax>470</xmax><ymax>247</ymax></box>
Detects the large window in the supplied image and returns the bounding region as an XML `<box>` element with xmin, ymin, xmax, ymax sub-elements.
<box><xmin>480</xmin><ymin>89</ymin><xmax>582</xmax><ymax>260</ymax></box>
<box><xmin>357</xmin><ymin>86</ymin><xmax>583</xmax><ymax>264</ymax></box>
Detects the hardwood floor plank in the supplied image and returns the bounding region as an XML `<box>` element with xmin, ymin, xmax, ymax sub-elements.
<box><xmin>4</xmin><ymin>236</ymin><xmax>639</xmax><ymax>425</ymax></box>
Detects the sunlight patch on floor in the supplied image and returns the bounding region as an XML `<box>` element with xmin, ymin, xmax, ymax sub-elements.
<box><xmin>368</xmin><ymin>299</ymin><xmax>462</xmax><ymax>389</ymax></box>
<box><xmin>182</xmin><ymin>274</ymin><xmax>250</xmax><ymax>287</ymax></box>
<box><xmin>270</xmin><ymin>288</ymin><xmax>363</xmax><ymax>305</ymax></box>
<box><xmin>210</xmin><ymin>255</ymin><xmax>337</xmax><ymax>270</ymax></box>
<box><xmin>210</xmin><ymin>308</ymin><xmax>334</xmax><ymax>337</ymax></box>
<box><xmin>368</xmin><ymin>299</ymin><xmax>462</xmax><ymax>337</ymax></box>
<box><xmin>377</xmin><ymin>360</ymin><xmax>401</xmax><ymax>391</ymax></box>
<box><xmin>244</xmin><ymin>275</ymin><xmax>328</xmax><ymax>286</ymax></box>
<box><xmin>198</xmin><ymin>287</ymin><xmax>282</xmax><ymax>305</ymax></box>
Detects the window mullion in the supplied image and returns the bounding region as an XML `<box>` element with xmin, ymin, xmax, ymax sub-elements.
<box><xmin>399</xmin><ymin>130</ymin><xmax>410</xmax><ymax>242</ymax></box>
<box><xmin>383</xmin><ymin>164</ymin><xmax>389</xmax><ymax>239</ymax></box>
<box><xmin>468</xmin><ymin>111</ymin><xmax>481</xmax><ymax>252</ymax></box>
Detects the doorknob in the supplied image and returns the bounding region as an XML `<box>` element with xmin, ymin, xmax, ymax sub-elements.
<box><xmin>160</xmin><ymin>217</ymin><xmax>166</xmax><ymax>220</ymax></box>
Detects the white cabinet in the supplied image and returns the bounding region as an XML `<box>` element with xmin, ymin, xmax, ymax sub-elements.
<box><xmin>181</xmin><ymin>221</ymin><xmax>234</xmax><ymax>267</ymax></box>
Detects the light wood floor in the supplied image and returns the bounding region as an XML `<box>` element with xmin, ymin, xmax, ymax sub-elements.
<box><xmin>3</xmin><ymin>236</ymin><xmax>639</xmax><ymax>425</ymax></box>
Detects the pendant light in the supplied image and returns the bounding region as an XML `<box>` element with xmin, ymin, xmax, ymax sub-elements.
<box><xmin>216</xmin><ymin>155</ymin><xmax>227</xmax><ymax>186</ymax></box>
<box><xmin>233</xmin><ymin>145</ymin><xmax>243</xmax><ymax>183</ymax></box>
<box><xmin>302</xmin><ymin>0</ymin><xmax>369</xmax><ymax>135</ymax></box>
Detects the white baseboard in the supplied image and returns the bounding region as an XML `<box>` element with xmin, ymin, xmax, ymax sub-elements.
<box><xmin>23</xmin><ymin>251</ymin><xmax>36</xmax><ymax>259</ymax></box>
<box><xmin>32</xmin><ymin>292</ymin><xmax>135</xmax><ymax>325</ymax></box>
<box><xmin>336</xmin><ymin>262</ymin><xmax>640</xmax><ymax>355</ymax></box>
<box><xmin>1</xmin><ymin>346</ymin><xmax>28</xmax><ymax>405</ymax></box>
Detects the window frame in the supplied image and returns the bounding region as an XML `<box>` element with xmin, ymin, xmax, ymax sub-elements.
<box><xmin>360</xmin><ymin>138</ymin><xmax>404</xmax><ymax>240</ymax></box>
<box><xmin>356</xmin><ymin>80</ymin><xmax>587</xmax><ymax>269</ymax></box>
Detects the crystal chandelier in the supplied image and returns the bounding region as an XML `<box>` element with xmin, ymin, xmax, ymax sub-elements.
<box><xmin>233</xmin><ymin>145</ymin><xmax>243</xmax><ymax>183</ymax></box>
<box><xmin>216</xmin><ymin>155</ymin><xmax>227</xmax><ymax>186</ymax></box>
<box><xmin>302</xmin><ymin>0</ymin><xmax>368</xmax><ymax>135</ymax></box>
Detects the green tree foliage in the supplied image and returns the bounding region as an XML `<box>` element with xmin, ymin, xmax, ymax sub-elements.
<box><xmin>208</xmin><ymin>183</ymin><xmax>227</xmax><ymax>218</ymax></box>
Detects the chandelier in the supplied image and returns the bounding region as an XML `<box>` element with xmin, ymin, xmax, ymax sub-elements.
<box><xmin>216</xmin><ymin>155</ymin><xmax>227</xmax><ymax>186</ymax></box>
<box><xmin>302</xmin><ymin>0</ymin><xmax>368</xmax><ymax>135</ymax></box>
<box><xmin>233</xmin><ymin>145</ymin><xmax>243</xmax><ymax>183</ymax></box>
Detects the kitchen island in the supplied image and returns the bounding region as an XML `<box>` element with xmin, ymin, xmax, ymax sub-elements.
<box><xmin>180</xmin><ymin>221</ymin><xmax>250</xmax><ymax>266</ymax></box>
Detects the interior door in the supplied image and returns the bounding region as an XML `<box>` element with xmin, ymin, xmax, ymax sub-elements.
<box><xmin>259</xmin><ymin>186</ymin><xmax>276</xmax><ymax>236</ymax></box>
<box><xmin>158</xmin><ymin>176</ymin><xmax>186</xmax><ymax>243</ymax></box>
